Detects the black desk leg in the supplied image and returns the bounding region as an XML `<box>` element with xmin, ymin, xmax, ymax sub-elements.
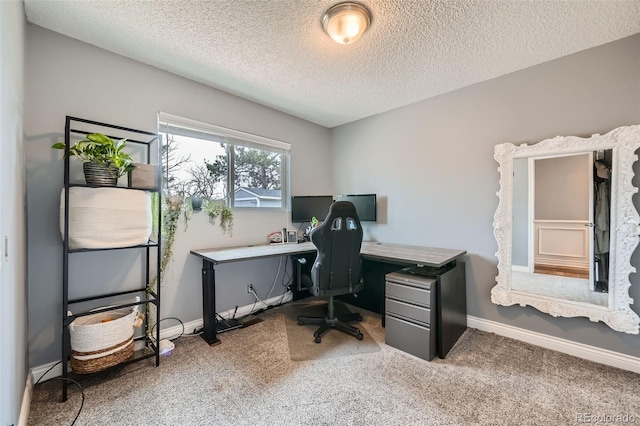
<box><xmin>201</xmin><ymin>259</ymin><xmax>221</xmax><ymax>346</ymax></box>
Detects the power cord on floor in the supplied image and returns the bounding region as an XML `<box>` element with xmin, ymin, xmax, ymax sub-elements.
<box><xmin>47</xmin><ymin>377</ymin><xmax>85</xmax><ymax>426</ymax></box>
<box><xmin>150</xmin><ymin>317</ymin><xmax>186</xmax><ymax>341</ymax></box>
<box><xmin>34</xmin><ymin>360</ymin><xmax>63</xmax><ymax>387</ymax></box>
<box><xmin>152</xmin><ymin>316</ymin><xmax>205</xmax><ymax>338</ymax></box>
<box><xmin>34</xmin><ymin>360</ymin><xmax>85</xmax><ymax>426</ymax></box>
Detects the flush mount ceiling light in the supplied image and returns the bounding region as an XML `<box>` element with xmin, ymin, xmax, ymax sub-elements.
<box><xmin>322</xmin><ymin>2</ymin><xmax>371</xmax><ymax>45</ymax></box>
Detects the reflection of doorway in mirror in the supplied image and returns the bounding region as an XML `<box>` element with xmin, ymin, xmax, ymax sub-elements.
<box><xmin>510</xmin><ymin>152</ymin><xmax>612</xmax><ymax>306</ymax></box>
<box><xmin>533</xmin><ymin>153</ymin><xmax>592</xmax><ymax>286</ymax></box>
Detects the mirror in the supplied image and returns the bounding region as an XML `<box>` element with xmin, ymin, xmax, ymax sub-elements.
<box><xmin>491</xmin><ymin>125</ymin><xmax>640</xmax><ymax>334</ymax></box>
<box><xmin>511</xmin><ymin>152</ymin><xmax>610</xmax><ymax>306</ymax></box>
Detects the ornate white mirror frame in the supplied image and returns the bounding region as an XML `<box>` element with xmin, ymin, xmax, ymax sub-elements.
<box><xmin>491</xmin><ymin>125</ymin><xmax>640</xmax><ymax>334</ymax></box>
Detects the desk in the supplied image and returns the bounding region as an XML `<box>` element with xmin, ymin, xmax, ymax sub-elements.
<box><xmin>191</xmin><ymin>241</ymin><xmax>466</xmax><ymax>349</ymax></box>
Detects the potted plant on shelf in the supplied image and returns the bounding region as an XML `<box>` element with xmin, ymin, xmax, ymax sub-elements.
<box><xmin>52</xmin><ymin>133</ymin><xmax>135</xmax><ymax>186</ymax></box>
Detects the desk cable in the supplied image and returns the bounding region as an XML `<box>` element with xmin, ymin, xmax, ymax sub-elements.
<box><xmin>266</xmin><ymin>255</ymin><xmax>284</xmax><ymax>300</ymax></box>
<box><xmin>241</xmin><ymin>255</ymin><xmax>292</xmax><ymax>320</ymax></box>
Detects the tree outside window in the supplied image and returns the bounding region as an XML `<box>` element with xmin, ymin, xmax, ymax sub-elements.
<box><xmin>161</xmin><ymin>134</ymin><xmax>285</xmax><ymax>208</ymax></box>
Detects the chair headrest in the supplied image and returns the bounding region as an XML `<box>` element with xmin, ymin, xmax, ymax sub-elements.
<box><xmin>312</xmin><ymin>201</ymin><xmax>362</xmax><ymax>241</ymax></box>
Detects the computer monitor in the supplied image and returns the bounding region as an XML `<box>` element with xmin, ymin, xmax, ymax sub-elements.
<box><xmin>334</xmin><ymin>193</ymin><xmax>377</xmax><ymax>222</ymax></box>
<box><xmin>291</xmin><ymin>195</ymin><xmax>334</xmax><ymax>223</ymax></box>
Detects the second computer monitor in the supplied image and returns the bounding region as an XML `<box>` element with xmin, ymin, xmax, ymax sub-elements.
<box><xmin>334</xmin><ymin>194</ymin><xmax>377</xmax><ymax>222</ymax></box>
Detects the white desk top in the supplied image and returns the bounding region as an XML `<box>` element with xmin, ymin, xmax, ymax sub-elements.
<box><xmin>191</xmin><ymin>241</ymin><xmax>316</xmax><ymax>264</ymax></box>
<box><xmin>191</xmin><ymin>241</ymin><xmax>465</xmax><ymax>268</ymax></box>
<box><xmin>360</xmin><ymin>242</ymin><xmax>466</xmax><ymax>268</ymax></box>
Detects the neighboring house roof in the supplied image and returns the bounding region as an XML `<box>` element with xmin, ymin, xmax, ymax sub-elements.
<box><xmin>235</xmin><ymin>187</ymin><xmax>281</xmax><ymax>199</ymax></box>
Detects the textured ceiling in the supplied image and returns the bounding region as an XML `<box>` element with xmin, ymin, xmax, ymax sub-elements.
<box><xmin>24</xmin><ymin>0</ymin><xmax>640</xmax><ymax>128</ymax></box>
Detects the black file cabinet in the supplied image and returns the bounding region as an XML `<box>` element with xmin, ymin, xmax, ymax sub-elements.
<box><xmin>384</xmin><ymin>261</ymin><xmax>466</xmax><ymax>360</ymax></box>
<box><xmin>385</xmin><ymin>273</ymin><xmax>437</xmax><ymax>360</ymax></box>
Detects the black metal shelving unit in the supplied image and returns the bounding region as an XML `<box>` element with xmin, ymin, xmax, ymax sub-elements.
<box><xmin>60</xmin><ymin>116</ymin><xmax>162</xmax><ymax>401</ymax></box>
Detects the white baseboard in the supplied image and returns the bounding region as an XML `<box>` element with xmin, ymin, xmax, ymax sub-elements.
<box><xmin>31</xmin><ymin>360</ymin><xmax>62</xmax><ymax>387</ymax></box>
<box><xmin>30</xmin><ymin>291</ymin><xmax>293</xmax><ymax>382</ymax></box>
<box><xmin>511</xmin><ymin>265</ymin><xmax>529</xmax><ymax>273</ymax></box>
<box><xmin>18</xmin><ymin>373</ymin><xmax>33</xmax><ymax>426</ymax></box>
<box><xmin>467</xmin><ymin>315</ymin><xmax>640</xmax><ymax>374</ymax></box>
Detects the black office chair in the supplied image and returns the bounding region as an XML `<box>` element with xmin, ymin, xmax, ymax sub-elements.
<box><xmin>297</xmin><ymin>201</ymin><xmax>365</xmax><ymax>343</ymax></box>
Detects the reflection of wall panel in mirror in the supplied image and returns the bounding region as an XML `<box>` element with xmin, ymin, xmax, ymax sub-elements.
<box><xmin>534</xmin><ymin>222</ymin><xmax>590</xmax><ymax>272</ymax></box>
<box><xmin>491</xmin><ymin>124</ymin><xmax>640</xmax><ymax>334</ymax></box>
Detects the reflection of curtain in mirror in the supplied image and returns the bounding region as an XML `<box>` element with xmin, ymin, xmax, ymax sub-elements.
<box><xmin>594</xmin><ymin>155</ymin><xmax>611</xmax><ymax>291</ymax></box>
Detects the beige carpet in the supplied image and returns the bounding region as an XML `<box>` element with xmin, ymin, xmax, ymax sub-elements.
<box><xmin>28</xmin><ymin>303</ymin><xmax>640</xmax><ymax>425</ymax></box>
<box><xmin>282</xmin><ymin>298</ymin><xmax>381</xmax><ymax>361</ymax></box>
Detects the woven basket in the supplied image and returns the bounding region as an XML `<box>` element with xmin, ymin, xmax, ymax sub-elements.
<box><xmin>69</xmin><ymin>304</ymin><xmax>140</xmax><ymax>374</ymax></box>
<box><xmin>60</xmin><ymin>187</ymin><xmax>152</xmax><ymax>250</ymax></box>
<box><xmin>70</xmin><ymin>338</ymin><xmax>134</xmax><ymax>374</ymax></box>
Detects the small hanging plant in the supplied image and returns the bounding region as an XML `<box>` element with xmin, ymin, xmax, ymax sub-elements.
<box><xmin>204</xmin><ymin>199</ymin><xmax>234</xmax><ymax>235</ymax></box>
<box><xmin>150</xmin><ymin>195</ymin><xmax>233</xmax><ymax>290</ymax></box>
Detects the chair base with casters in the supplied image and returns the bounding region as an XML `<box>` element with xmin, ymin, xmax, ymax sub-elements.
<box><xmin>297</xmin><ymin>296</ymin><xmax>364</xmax><ymax>343</ymax></box>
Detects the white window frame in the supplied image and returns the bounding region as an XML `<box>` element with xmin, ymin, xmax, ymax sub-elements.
<box><xmin>158</xmin><ymin>112</ymin><xmax>291</xmax><ymax>209</ymax></box>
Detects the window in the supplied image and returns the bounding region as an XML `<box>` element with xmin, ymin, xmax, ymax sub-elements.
<box><xmin>158</xmin><ymin>113</ymin><xmax>291</xmax><ymax>209</ymax></box>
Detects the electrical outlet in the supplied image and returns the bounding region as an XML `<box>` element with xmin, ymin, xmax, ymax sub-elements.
<box><xmin>247</xmin><ymin>284</ymin><xmax>254</xmax><ymax>293</ymax></box>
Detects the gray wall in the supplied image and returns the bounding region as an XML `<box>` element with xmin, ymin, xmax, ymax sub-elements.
<box><xmin>25</xmin><ymin>25</ymin><xmax>333</xmax><ymax>367</ymax></box>
<box><xmin>1</xmin><ymin>1</ymin><xmax>28</xmax><ymax>424</ymax></box>
<box><xmin>332</xmin><ymin>34</ymin><xmax>640</xmax><ymax>357</ymax></box>
<box><xmin>535</xmin><ymin>154</ymin><xmax>589</xmax><ymax>220</ymax></box>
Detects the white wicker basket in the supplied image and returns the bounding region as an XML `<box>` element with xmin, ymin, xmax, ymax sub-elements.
<box><xmin>60</xmin><ymin>187</ymin><xmax>152</xmax><ymax>250</ymax></box>
<box><xmin>69</xmin><ymin>305</ymin><xmax>139</xmax><ymax>352</ymax></box>
<box><xmin>69</xmin><ymin>301</ymin><xmax>141</xmax><ymax>374</ymax></box>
